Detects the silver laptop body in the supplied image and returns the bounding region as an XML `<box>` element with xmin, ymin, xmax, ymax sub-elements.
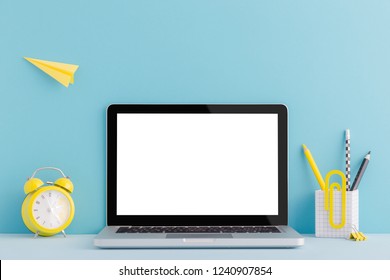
<box><xmin>95</xmin><ymin>104</ymin><xmax>304</xmax><ymax>248</ymax></box>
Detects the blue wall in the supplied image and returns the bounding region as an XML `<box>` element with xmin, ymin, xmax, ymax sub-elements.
<box><xmin>1</xmin><ymin>0</ymin><xmax>389</xmax><ymax>234</ymax></box>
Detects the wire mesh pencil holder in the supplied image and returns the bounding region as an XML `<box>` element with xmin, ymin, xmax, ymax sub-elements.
<box><xmin>315</xmin><ymin>190</ymin><xmax>359</xmax><ymax>238</ymax></box>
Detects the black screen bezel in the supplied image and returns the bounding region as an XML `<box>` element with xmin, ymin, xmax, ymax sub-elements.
<box><xmin>107</xmin><ymin>104</ymin><xmax>288</xmax><ymax>226</ymax></box>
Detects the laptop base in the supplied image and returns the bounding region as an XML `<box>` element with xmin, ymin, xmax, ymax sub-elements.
<box><xmin>94</xmin><ymin>226</ymin><xmax>304</xmax><ymax>248</ymax></box>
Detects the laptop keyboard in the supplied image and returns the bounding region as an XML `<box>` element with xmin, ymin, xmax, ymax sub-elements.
<box><xmin>116</xmin><ymin>226</ymin><xmax>280</xmax><ymax>234</ymax></box>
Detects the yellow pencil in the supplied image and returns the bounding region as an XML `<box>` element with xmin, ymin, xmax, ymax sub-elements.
<box><xmin>302</xmin><ymin>144</ymin><xmax>325</xmax><ymax>190</ymax></box>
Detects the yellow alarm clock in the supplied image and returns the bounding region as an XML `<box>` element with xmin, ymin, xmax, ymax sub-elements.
<box><xmin>21</xmin><ymin>167</ymin><xmax>75</xmax><ymax>237</ymax></box>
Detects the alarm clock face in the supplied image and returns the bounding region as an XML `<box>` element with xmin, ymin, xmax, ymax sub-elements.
<box><xmin>32</xmin><ymin>190</ymin><xmax>71</xmax><ymax>229</ymax></box>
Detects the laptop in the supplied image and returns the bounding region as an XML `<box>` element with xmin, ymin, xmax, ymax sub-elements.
<box><xmin>94</xmin><ymin>104</ymin><xmax>304</xmax><ymax>248</ymax></box>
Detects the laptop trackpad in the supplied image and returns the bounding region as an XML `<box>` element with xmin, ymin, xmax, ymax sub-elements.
<box><xmin>166</xmin><ymin>234</ymin><xmax>233</xmax><ymax>239</ymax></box>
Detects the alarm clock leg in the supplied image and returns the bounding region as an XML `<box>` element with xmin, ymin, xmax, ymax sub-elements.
<box><xmin>34</xmin><ymin>231</ymin><xmax>40</xmax><ymax>238</ymax></box>
<box><xmin>62</xmin><ymin>230</ymin><xmax>67</xmax><ymax>238</ymax></box>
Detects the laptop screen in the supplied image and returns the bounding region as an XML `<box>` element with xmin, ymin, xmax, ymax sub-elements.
<box><xmin>107</xmin><ymin>104</ymin><xmax>287</xmax><ymax>226</ymax></box>
<box><xmin>116</xmin><ymin>113</ymin><xmax>279</xmax><ymax>216</ymax></box>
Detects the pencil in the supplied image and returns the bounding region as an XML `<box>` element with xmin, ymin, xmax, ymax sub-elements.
<box><xmin>350</xmin><ymin>151</ymin><xmax>371</xmax><ymax>191</ymax></box>
<box><xmin>302</xmin><ymin>144</ymin><xmax>325</xmax><ymax>190</ymax></box>
<box><xmin>345</xmin><ymin>129</ymin><xmax>351</xmax><ymax>191</ymax></box>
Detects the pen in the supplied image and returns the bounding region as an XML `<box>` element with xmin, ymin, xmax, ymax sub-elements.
<box><xmin>345</xmin><ymin>129</ymin><xmax>351</xmax><ymax>191</ymax></box>
<box><xmin>350</xmin><ymin>151</ymin><xmax>371</xmax><ymax>191</ymax></box>
<box><xmin>302</xmin><ymin>144</ymin><xmax>325</xmax><ymax>190</ymax></box>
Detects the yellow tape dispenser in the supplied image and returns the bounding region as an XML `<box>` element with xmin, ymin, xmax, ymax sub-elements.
<box><xmin>324</xmin><ymin>170</ymin><xmax>346</xmax><ymax>229</ymax></box>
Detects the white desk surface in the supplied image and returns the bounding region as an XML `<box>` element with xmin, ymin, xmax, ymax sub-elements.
<box><xmin>1</xmin><ymin>234</ymin><xmax>389</xmax><ymax>260</ymax></box>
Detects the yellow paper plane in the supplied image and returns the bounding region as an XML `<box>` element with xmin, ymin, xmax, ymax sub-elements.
<box><xmin>24</xmin><ymin>57</ymin><xmax>79</xmax><ymax>87</ymax></box>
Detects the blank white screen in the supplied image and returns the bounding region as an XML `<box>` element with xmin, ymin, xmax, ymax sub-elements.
<box><xmin>117</xmin><ymin>113</ymin><xmax>278</xmax><ymax>215</ymax></box>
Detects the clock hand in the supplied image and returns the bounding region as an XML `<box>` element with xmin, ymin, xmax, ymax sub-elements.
<box><xmin>52</xmin><ymin>200</ymin><xmax>63</xmax><ymax>209</ymax></box>
<box><xmin>51</xmin><ymin>210</ymin><xmax>63</xmax><ymax>225</ymax></box>
<box><xmin>47</xmin><ymin>197</ymin><xmax>63</xmax><ymax>209</ymax></box>
<box><xmin>46</xmin><ymin>197</ymin><xmax>64</xmax><ymax>224</ymax></box>
<box><xmin>51</xmin><ymin>199</ymin><xmax>57</xmax><ymax>208</ymax></box>
<box><xmin>47</xmin><ymin>197</ymin><xmax>55</xmax><ymax>209</ymax></box>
